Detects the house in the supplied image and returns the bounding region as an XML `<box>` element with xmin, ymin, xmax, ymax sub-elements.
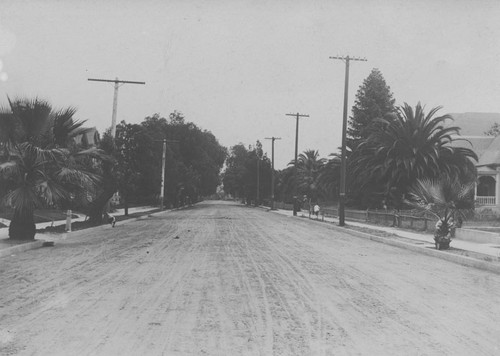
<box><xmin>449</xmin><ymin>113</ymin><xmax>500</xmax><ymax>211</ymax></box>
<box><xmin>74</xmin><ymin>127</ymin><xmax>99</xmax><ymax>147</ymax></box>
<box><xmin>455</xmin><ymin>136</ymin><xmax>500</xmax><ymax>208</ymax></box>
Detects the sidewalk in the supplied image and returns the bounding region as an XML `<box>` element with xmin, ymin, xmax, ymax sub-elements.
<box><xmin>0</xmin><ymin>206</ymin><xmax>160</xmax><ymax>257</ymax></box>
<box><xmin>267</xmin><ymin>207</ymin><xmax>500</xmax><ymax>273</ymax></box>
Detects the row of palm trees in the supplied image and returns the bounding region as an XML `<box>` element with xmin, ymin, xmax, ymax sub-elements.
<box><xmin>0</xmin><ymin>97</ymin><xmax>107</xmax><ymax>240</ymax></box>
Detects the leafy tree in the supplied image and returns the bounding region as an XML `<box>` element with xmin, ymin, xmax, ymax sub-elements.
<box><xmin>86</xmin><ymin>130</ymin><xmax>118</xmax><ymax>223</ymax></box>
<box><xmin>344</xmin><ymin>68</ymin><xmax>396</xmax><ymax>207</ymax></box>
<box><xmin>138</xmin><ymin>112</ymin><xmax>226</xmax><ymax>207</ymax></box>
<box><xmin>222</xmin><ymin>141</ymin><xmax>272</xmax><ymax>204</ymax></box>
<box><xmin>114</xmin><ymin>121</ymin><xmax>153</xmax><ymax>215</ymax></box>
<box><xmin>0</xmin><ymin>97</ymin><xmax>103</xmax><ymax>239</ymax></box>
<box><xmin>349</xmin><ymin>103</ymin><xmax>477</xmax><ymax>208</ymax></box>
<box><xmin>222</xmin><ymin>143</ymin><xmax>250</xmax><ymax>199</ymax></box>
<box><xmin>347</xmin><ymin>68</ymin><xmax>396</xmax><ymax>146</ymax></box>
<box><xmin>275</xmin><ymin>166</ymin><xmax>296</xmax><ymax>203</ymax></box>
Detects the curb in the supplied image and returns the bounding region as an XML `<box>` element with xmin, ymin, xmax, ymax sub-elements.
<box><xmin>269</xmin><ymin>208</ymin><xmax>500</xmax><ymax>275</ymax></box>
<box><xmin>0</xmin><ymin>204</ymin><xmax>197</xmax><ymax>257</ymax></box>
<box><xmin>0</xmin><ymin>240</ymin><xmax>45</xmax><ymax>258</ymax></box>
<box><xmin>340</xmin><ymin>225</ymin><xmax>500</xmax><ymax>275</ymax></box>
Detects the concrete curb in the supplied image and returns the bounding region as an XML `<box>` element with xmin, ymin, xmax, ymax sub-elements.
<box><xmin>340</xmin><ymin>225</ymin><xmax>500</xmax><ymax>275</ymax></box>
<box><xmin>0</xmin><ymin>240</ymin><xmax>45</xmax><ymax>258</ymax></box>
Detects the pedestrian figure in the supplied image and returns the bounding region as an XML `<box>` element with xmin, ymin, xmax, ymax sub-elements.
<box><xmin>105</xmin><ymin>212</ymin><xmax>116</xmax><ymax>227</ymax></box>
<box><xmin>292</xmin><ymin>196</ymin><xmax>299</xmax><ymax>216</ymax></box>
<box><xmin>313</xmin><ymin>204</ymin><xmax>320</xmax><ymax>219</ymax></box>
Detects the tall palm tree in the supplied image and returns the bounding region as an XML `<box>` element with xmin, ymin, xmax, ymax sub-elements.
<box><xmin>349</xmin><ymin>102</ymin><xmax>477</xmax><ymax>207</ymax></box>
<box><xmin>0</xmin><ymin>97</ymin><xmax>102</xmax><ymax>240</ymax></box>
<box><xmin>316</xmin><ymin>153</ymin><xmax>341</xmax><ymax>201</ymax></box>
<box><xmin>295</xmin><ymin>149</ymin><xmax>326</xmax><ymax>201</ymax></box>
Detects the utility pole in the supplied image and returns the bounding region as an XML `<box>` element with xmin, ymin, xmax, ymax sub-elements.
<box><xmin>285</xmin><ymin>112</ymin><xmax>309</xmax><ymax>166</ymax></box>
<box><xmin>265</xmin><ymin>136</ymin><xmax>281</xmax><ymax>210</ymax></box>
<box><xmin>256</xmin><ymin>155</ymin><xmax>260</xmax><ymax>206</ymax></box>
<box><xmin>286</xmin><ymin>112</ymin><xmax>309</xmax><ymax>211</ymax></box>
<box><xmin>330</xmin><ymin>55</ymin><xmax>367</xmax><ymax>226</ymax></box>
<box><xmin>88</xmin><ymin>77</ymin><xmax>145</xmax><ymax>138</ymax></box>
<box><xmin>154</xmin><ymin>139</ymin><xmax>179</xmax><ymax>210</ymax></box>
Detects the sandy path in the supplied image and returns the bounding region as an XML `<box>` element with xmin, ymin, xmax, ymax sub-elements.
<box><xmin>0</xmin><ymin>201</ymin><xmax>499</xmax><ymax>355</ymax></box>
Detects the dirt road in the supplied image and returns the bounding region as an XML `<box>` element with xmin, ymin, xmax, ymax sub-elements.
<box><xmin>1</xmin><ymin>201</ymin><xmax>499</xmax><ymax>355</ymax></box>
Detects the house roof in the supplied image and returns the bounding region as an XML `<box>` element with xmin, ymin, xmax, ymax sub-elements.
<box><xmin>74</xmin><ymin>127</ymin><xmax>99</xmax><ymax>146</ymax></box>
<box><xmin>451</xmin><ymin>135</ymin><xmax>500</xmax><ymax>168</ymax></box>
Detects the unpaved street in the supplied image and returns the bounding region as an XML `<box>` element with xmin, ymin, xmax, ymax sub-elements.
<box><xmin>1</xmin><ymin>201</ymin><xmax>499</xmax><ymax>355</ymax></box>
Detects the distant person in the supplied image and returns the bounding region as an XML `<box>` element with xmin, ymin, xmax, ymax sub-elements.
<box><xmin>293</xmin><ymin>197</ymin><xmax>300</xmax><ymax>216</ymax></box>
<box><xmin>105</xmin><ymin>212</ymin><xmax>116</xmax><ymax>227</ymax></box>
<box><xmin>313</xmin><ymin>204</ymin><xmax>320</xmax><ymax>219</ymax></box>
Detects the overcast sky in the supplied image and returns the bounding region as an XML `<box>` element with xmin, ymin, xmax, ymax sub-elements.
<box><xmin>1</xmin><ymin>0</ymin><xmax>500</xmax><ymax>168</ymax></box>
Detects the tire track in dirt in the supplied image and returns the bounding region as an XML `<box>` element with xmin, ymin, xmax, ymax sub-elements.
<box><xmin>245</xmin><ymin>209</ymin><xmax>500</xmax><ymax>355</ymax></box>
<box><xmin>1</xmin><ymin>202</ymin><xmax>500</xmax><ymax>355</ymax></box>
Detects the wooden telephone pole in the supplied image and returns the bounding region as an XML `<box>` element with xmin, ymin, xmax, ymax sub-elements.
<box><xmin>329</xmin><ymin>55</ymin><xmax>367</xmax><ymax>226</ymax></box>
<box><xmin>154</xmin><ymin>139</ymin><xmax>179</xmax><ymax>210</ymax></box>
<box><xmin>88</xmin><ymin>77</ymin><xmax>145</xmax><ymax>137</ymax></box>
<box><xmin>265</xmin><ymin>136</ymin><xmax>281</xmax><ymax>210</ymax></box>
<box><xmin>285</xmin><ymin>112</ymin><xmax>309</xmax><ymax>166</ymax></box>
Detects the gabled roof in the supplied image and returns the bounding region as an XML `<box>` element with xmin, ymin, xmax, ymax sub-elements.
<box><xmin>451</xmin><ymin>135</ymin><xmax>500</xmax><ymax>168</ymax></box>
<box><xmin>74</xmin><ymin>127</ymin><xmax>99</xmax><ymax>146</ymax></box>
<box><xmin>476</xmin><ymin>135</ymin><xmax>500</xmax><ymax>167</ymax></box>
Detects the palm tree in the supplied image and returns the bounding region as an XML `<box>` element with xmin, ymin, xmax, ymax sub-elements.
<box><xmin>406</xmin><ymin>176</ymin><xmax>475</xmax><ymax>249</ymax></box>
<box><xmin>349</xmin><ymin>102</ymin><xmax>477</xmax><ymax>207</ymax></box>
<box><xmin>0</xmin><ymin>97</ymin><xmax>102</xmax><ymax>240</ymax></box>
<box><xmin>316</xmin><ymin>153</ymin><xmax>341</xmax><ymax>201</ymax></box>
<box><xmin>295</xmin><ymin>149</ymin><xmax>326</xmax><ymax>201</ymax></box>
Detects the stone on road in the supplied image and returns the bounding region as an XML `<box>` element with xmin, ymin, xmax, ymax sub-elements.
<box><xmin>0</xmin><ymin>201</ymin><xmax>499</xmax><ymax>355</ymax></box>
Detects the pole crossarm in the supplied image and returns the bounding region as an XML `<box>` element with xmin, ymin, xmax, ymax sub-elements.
<box><xmin>285</xmin><ymin>113</ymin><xmax>310</xmax><ymax>118</ymax></box>
<box><xmin>88</xmin><ymin>78</ymin><xmax>146</xmax><ymax>85</ymax></box>
<box><xmin>330</xmin><ymin>54</ymin><xmax>367</xmax><ymax>226</ymax></box>
<box><xmin>329</xmin><ymin>56</ymin><xmax>367</xmax><ymax>62</ymax></box>
<box><xmin>285</xmin><ymin>113</ymin><xmax>309</xmax><ymax>166</ymax></box>
<box><xmin>88</xmin><ymin>77</ymin><xmax>145</xmax><ymax>138</ymax></box>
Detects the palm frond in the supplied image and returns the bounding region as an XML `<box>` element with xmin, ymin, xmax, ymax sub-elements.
<box><xmin>8</xmin><ymin>96</ymin><xmax>53</xmax><ymax>142</ymax></box>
